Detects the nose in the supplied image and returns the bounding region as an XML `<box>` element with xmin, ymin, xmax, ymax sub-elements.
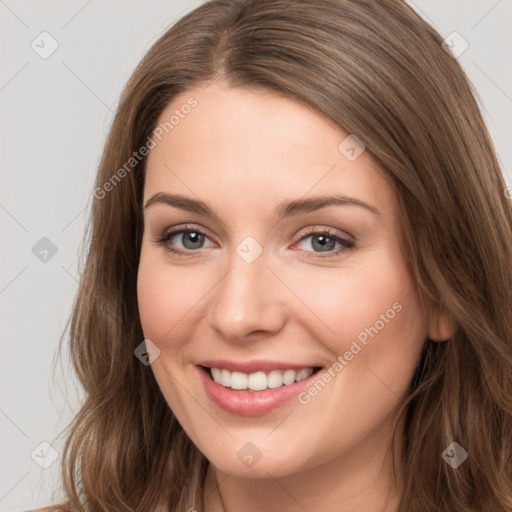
<box><xmin>206</xmin><ymin>246</ymin><xmax>288</xmax><ymax>344</ymax></box>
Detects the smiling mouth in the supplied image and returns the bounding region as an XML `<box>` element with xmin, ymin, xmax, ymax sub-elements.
<box><xmin>199</xmin><ymin>365</ymin><xmax>323</xmax><ymax>392</ymax></box>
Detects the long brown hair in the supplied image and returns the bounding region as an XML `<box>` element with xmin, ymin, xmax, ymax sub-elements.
<box><xmin>53</xmin><ymin>0</ymin><xmax>512</xmax><ymax>510</ymax></box>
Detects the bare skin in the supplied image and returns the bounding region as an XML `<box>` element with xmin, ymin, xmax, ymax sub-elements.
<box><xmin>137</xmin><ymin>82</ymin><xmax>453</xmax><ymax>512</ymax></box>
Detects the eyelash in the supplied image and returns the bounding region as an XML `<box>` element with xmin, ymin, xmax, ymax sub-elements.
<box><xmin>152</xmin><ymin>224</ymin><xmax>355</xmax><ymax>260</ymax></box>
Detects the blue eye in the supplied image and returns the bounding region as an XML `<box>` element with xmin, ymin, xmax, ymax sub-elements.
<box><xmin>295</xmin><ymin>227</ymin><xmax>355</xmax><ymax>259</ymax></box>
<box><xmin>156</xmin><ymin>225</ymin><xmax>213</xmax><ymax>256</ymax></box>
<box><xmin>153</xmin><ymin>224</ymin><xmax>355</xmax><ymax>259</ymax></box>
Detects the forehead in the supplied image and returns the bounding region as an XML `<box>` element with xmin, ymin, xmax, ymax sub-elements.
<box><xmin>143</xmin><ymin>84</ymin><xmax>394</xmax><ymax>220</ymax></box>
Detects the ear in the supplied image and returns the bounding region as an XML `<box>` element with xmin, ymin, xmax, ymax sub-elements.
<box><xmin>428</xmin><ymin>304</ymin><xmax>456</xmax><ymax>342</ymax></box>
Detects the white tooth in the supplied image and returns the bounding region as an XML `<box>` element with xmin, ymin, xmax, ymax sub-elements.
<box><xmin>211</xmin><ymin>368</ymin><xmax>222</xmax><ymax>383</ymax></box>
<box><xmin>221</xmin><ymin>369</ymin><xmax>231</xmax><ymax>387</ymax></box>
<box><xmin>296</xmin><ymin>368</ymin><xmax>314</xmax><ymax>382</ymax></box>
<box><xmin>230</xmin><ymin>371</ymin><xmax>248</xmax><ymax>390</ymax></box>
<box><xmin>282</xmin><ymin>369</ymin><xmax>297</xmax><ymax>386</ymax></box>
<box><xmin>248</xmin><ymin>371</ymin><xmax>268</xmax><ymax>391</ymax></box>
<box><xmin>295</xmin><ymin>369</ymin><xmax>306</xmax><ymax>382</ymax></box>
<box><xmin>211</xmin><ymin>367</ymin><xmax>314</xmax><ymax>390</ymax></box>
<box><xmin>267</xmin><ymin>370</ymin><xmax>283</xmax><ymax>388</ymax></box>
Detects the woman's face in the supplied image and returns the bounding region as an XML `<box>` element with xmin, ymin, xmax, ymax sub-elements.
<box><xmin>137</xmin><ymin>83</ymin><xmax>444</xmax><ymax>478</ymax></box>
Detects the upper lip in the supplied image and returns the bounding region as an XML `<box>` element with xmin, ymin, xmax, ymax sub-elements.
<box><xmin>197</xmin><ymin>359</ymin><xmax>322</xmax><ymax>373</ymax></box>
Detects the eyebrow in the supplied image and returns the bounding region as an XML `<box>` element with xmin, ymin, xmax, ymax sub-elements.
<box><xmin>144</xmin><ymin>192</ymin><xmax>381</xmax><ymax>219</ymax></box>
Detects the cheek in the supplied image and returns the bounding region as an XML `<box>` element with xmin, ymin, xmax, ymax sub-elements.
<box><xmin>136</xmin><ymin>255</ymin><xmax>189</xmax><ymax>358</ymax></box>
<box><xmin>137</xmin><ymin>261</ymin><xmax>169</xmax><ymax>342</ymax></box>
<box><xmin>137</xmin><ymin>251</ymin><xmax>197</xmax><ymax>343</ymax></box>
<box><xmin>286</xmin><ymin>253</ymin><xmax>427</xmax><ymax>393</ymax></box>
<box><xmin>136</xmin><ymin>253</ymin><xmax>219</xmax><ymax>377</ymax></box>
<box><xmin>136</xmin><ymin>255</ymin><xmax>203</xmax><ymax>428</ymax></box>
<box><xmin>293</xmin><ymin>261</ymin><xmax>419</xmax><ymax>335</ymax></box>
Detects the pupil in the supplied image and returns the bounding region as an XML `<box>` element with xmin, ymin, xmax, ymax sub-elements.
<box><xmin>312</xmin><ymin>235</ymin><xmax>334</xmax><ymax>252</ymax></box>
<box><xmin>183</xmin><ymin>231</ymin><xmax>203</xmax><ymax>249</ymax></box>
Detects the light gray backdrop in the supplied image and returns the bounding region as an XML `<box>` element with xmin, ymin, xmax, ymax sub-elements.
<box><xmin>1</xmin><ymin>1</ymin><xmax>511</xmax><ymax>510</ymax></box>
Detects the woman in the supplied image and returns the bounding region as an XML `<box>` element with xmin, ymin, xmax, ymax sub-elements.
<box><xmin>38</xmin><ymin>0</ymin><xmax>512</xmax><ymax>510</ymax></box>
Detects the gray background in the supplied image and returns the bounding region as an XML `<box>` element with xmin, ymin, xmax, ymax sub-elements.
<box><xmin>1</xmin><ymin>1</ymin><xmax>511</xmax><ymax>510</ymax></box>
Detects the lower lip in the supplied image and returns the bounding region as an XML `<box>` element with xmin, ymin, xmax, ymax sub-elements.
<box><xmin>197</xmin><ymin>366</ymin><xmax>320</xmax><ymax>416</ymax></box>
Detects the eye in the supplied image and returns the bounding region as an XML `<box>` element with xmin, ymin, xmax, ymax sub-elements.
<box><xmin>153</xmin><ymin>224</ymin><xmax>214</xmax><ymax>256</ymax></box>
<box><xmin>152</xmin><ymin>224</ymin><xmax>355</xmax><ymax>260</ymax></box>
<box><xmin>294</xmin><ymin>227</ymin><xmax>355</xmax><ymax>259</ymax></box>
